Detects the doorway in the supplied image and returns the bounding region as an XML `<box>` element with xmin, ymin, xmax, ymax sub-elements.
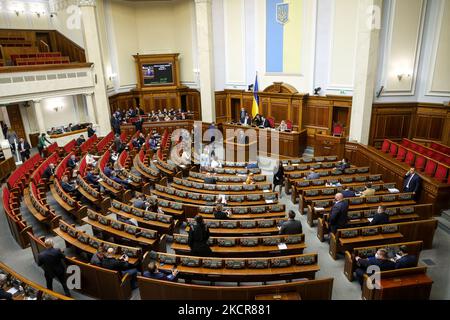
<box><xmin>6</xmin><ymin>104</ymin><xmax>27</xmax><ymax>142</ymax></box>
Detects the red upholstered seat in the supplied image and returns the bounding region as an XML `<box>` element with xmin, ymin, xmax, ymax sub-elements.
<box><xmin>405</xmin><ymin>151</ymin><xmax>415</xmax><ymax>166</ymax></box>
<box><xmin>433</xmin><ymin>153</ymin><xmax>445</xmax><ymax>163</ymax></box>
<box><xmin>434</xmin><ymin>164</ymin><xmax>448</xmax><ymax>182</ymax></box>
<box><xmin>414</xmin><ymin>156</ymin><xmax>426</xmax><ymax>171</ymax></box>
<box><xmin>424</xmin><ymin>160</ymin><xmax>437</xmax><ymax>177</ymax></box>
<box><xmin>396</xmin><ymin>147</ymin><xmax>406</xmax><ymax>161</ymax></box>
<box><xmin>389</xmin><ymin>144</ymin><xmax>398</xmax><ymax>157</ymax></box>
<box><xmin>286</xmin><ymin>120</ymin><xmax>293</xmax><ymax>130</ymax></box>
<box><xmin>381</xmin><ymin>140</ymin><xmax>390</xmax><ymax>153</ymax></box>
<box><xmin>332</xmin><ymin>123</ymin><xmax>344</xmax><ymax>137</ymax></box>
<box><xmin>402</xmin><ymin>139</ymin><xmax>411</xmax><ymax>148</ymax></box>
<box><xmin>267</xmin><ymin>117</ymin><xmax>275</xmax><ymax>128</ymax></box>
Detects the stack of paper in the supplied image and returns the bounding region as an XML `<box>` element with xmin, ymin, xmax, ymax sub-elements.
<box><xmin>265</xmin><ymin>199</ymin><xmax>274</xmax><ymax>204</ymax></box>
<box><xmin>314</xmin><ymin>207</ymin><xmax>325</xmax><ymax>211</ymax></box>
<box><xmin>278</xmin><ymin>243</ymin><xmax>288</xmax><ymax>250</ymax></box>
<box><xmin>388</xmin><ymin>188</ymin><xmax>400</xmax><ymax>193</ymax></box>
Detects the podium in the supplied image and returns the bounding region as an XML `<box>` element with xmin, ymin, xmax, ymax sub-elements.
<box><xmin>314</xmin><ymin>134</ymin><xmax>346</xmax><ymax>159</ymax></box>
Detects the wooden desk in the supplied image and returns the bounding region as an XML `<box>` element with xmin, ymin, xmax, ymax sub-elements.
<box><xmin>315</xmin><ymin>134</ymin><xmax>346</xmax><ymax>159</ymax></box>
<box><xmin>374</xmin><ymin>273</ymin><xmax>433</xmax><ymax>300</ymax></box>
<box><xmin>82</xmin><ymin>217</ymin><xmax>157</xmax><ymax>248</ymax></box>
<box><xmin>0</xmin><ymin>261</ymin><xmax>71</xmax><ymax>300</ymax></box>
<box><xmin>223</xmin><ymin>123</ymin><xmax>307</xmax><ymax>158</ymax></box>
<box><xmin>255</xmin><ymin>292</ymin><xmax>301</xmax><ymax>300</ymax></box>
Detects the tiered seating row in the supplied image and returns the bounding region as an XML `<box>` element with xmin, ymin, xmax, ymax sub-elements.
<box><xmin>381</xmin><ymin>139</ymin><xmax>450</xmax><ymax>183</ymax></box>
<box><xmin>402</xmin><ymin>139</ymin><xmax>450</xmax><ymax>165</ymax></box>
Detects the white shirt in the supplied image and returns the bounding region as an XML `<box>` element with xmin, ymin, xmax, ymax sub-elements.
<box><xmin>86</xmin><ymin>154</ymin><xmax>97</xmax><ymax>166</ymax></box>
<box><xmin>210</xmin><ymin>159</ymin><xmax>221</xmax><ymax>168</ymax></box>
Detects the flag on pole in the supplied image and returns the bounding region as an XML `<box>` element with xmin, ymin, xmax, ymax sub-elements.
<box><xmin>251</xmin><ymin>74</ymin><xmax>259</xmax><ymax>117</ymax></box>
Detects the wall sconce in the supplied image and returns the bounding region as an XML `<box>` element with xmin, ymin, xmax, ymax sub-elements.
<box><xmin>15</xmin><ymin>10</ymin><xmax>20</xmax><ymax>16</ymax></box>
<box><xmin>36</xmin><ymin>12</ymin><xmax>41</xmax><ymax>18</ymax></box>
<box><xmin>53</xmin><ymin>106</ymin><xmax>63</xmax><ymax>112</ymax></box>
<box><xmin>397</xmin><ymin>73</ymin><xmax>411</xmax><ymax>81</ymax></box>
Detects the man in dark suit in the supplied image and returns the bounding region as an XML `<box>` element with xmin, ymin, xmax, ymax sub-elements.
<box><xmin>18</xmin><ymin>138</ymin><xmax>31</xmax><ymax>161</ymax></box>
<box><xmin>305</xmin><ymin>168</ymin><xmax>320</xmax><ymax>180</ymax></box>
<box><xmin>239</xmin><ymin>107</ymin><xmax>246</xmax><ymax>123</ymax></box>
<box><xmin>204</xmin><ymin>173</ymin><xmax>217</xmax><ymax>185</ymax></box>
<box><xmin>341</xmin><ymin>186</ymin><xmax>356</xmax><ymax>198</ymax></box>
<box><xmin>0</xmin><ymin>274</ymin><xmax>13</xmax><ymax>300</ymax></box>
<box><xmin>133</xmin><ymin>195</ymin><xmax>146</xmax><ymax>209</ymax></box>
<box><xmin>76</xmin><ymin>134</ymin><xmax>86</xmax><ymax>146</ymax></box>
<box><xmin>111</xmin><ymin>114</ymin><xmax>121</xmax><ymax>134</ymax></box>
<box><xmin>213</xmin><ymin>204</ymin><xmax>231</xmax><ymax>220</ymax></box>
<box><xmin>143</xmin><ymin>261</ymin><xmax>178</xmax><ymax>281</ymax></box>
<box><xmin>42</xmin><ymin>163</ymin><xmax>55</xmax><ymax>180</ymax></box>
<box><xmin>87</xmin><ymin>124</ymin><xmax>96</xmax><ymax>138</ymax></box>
<box><xmin>394</xmin><ymin>245</ymin><xmax>417</xmax><ymax>269</ymax></box>
<box><xmin>369</xmin><ymin>205</ymin><xmax>390</xmax><ymax>226</ymax></box>
<box><xmin>329</xmin><ymin>193</ymin><xmax>349</xmax><ymax>234</ymax></box>
<box><xmin>354</xmin><ymin>248</ymin><xmax>396</xmax><ymax>286</ymax></box>
<box><xmin>61</xmin><ymin>175</ymin><xmax>82</xmax><ymax>200</ymax></box>
<box><xmin>101</xmin><ymin>248</ymin><xmax>139</xmax><ymax>289</ymax></box>
<box><xmin>279</xmin><ymin>210</ymin><xmax>303</xmax><ymax>235</ymax></box>
<box><xmin>335</xmin><ymin>158</ymin><xmax>350</xmax><ymax>171</ymax></box>
<box><xmin>37</xmin><ymin>238</ymin><xmax>71</xmax><ymax>296</ymax></box>
<box><xmin>260</xmin><ymin>116</ymin><xmax>271</xmax><ymax>128</ymax></box>
<box><xmin>67</xmin><ymin>155</ymin><xmax>77</xmax><ymax>170</ymax></box>
<box><xmin>241</xmin><ymin>113</ymin><xmax>252</xmax><ymax>126</ymax></box>
<box><xmin>403</xmin><ymin>167</ymin><xmax>421</xmax><ymax>200</ymax></box>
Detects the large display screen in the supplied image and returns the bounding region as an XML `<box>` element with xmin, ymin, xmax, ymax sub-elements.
<box><xmin>141</xmin><ymin>63</ymin><xmax>174</xmax><ymax>85</ymax></box>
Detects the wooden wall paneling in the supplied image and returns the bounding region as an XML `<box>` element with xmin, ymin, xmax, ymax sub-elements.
<box><xmin>414</xmin><ymin>105</ymin><xmax>448</xmax><ymax>143</ymax></box>
<box><xmin>291</xmin><ymin>98</ymin><xmax>301</xmax><ymax>127</ymax></box>
<box><xmin>215</xmin><ymin>93</ymin><xmax>228</xmax><ymax>123</ymax></box>
<box><xmin>269</xmin><ymin>98</ymin><xmax>290</xmax><ymax>123</ymax></box>
<box><xmin>369</xmin><ymin>104</ymin><xmax>416</xmax><ymax>147</ymax></box>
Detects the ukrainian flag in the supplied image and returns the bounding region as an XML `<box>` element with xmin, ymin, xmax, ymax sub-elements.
<box><xmin>266</xmin><ymin>0</ymin><xmax>303</xmax><ymax>74</ymax></box>
<box><xmin>251</xmin><ymin>74</ymin><xmax>260</xmax><ymax>117</ymax></box>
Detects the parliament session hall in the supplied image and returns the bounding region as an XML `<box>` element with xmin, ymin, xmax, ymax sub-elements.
<box><xmin>1</xmin><ymin>0</ymin><xmax>450</xmax><ymax>304</ymax></box>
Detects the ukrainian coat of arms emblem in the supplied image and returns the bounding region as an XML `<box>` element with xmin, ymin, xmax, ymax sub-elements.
<box><xmin>276</xmin><ymin>3</ymin><xmax>289</xmax><ymax>25</ymax></box>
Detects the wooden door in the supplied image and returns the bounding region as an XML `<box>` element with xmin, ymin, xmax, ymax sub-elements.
<box><xmin>7</xmin><ymin>104</ymin><xmax>27</xmax><ymax>142</ymax></box>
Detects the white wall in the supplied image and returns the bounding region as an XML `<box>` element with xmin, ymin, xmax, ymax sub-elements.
<box><xmin>48</xmin><ymin>0</ymin><xmax>84</xmax><ymax>47</ymax></box>
<box><xmin>104</xmin><ymin>0</ymin><xmax>196</xmax><ymax>91</ymax></box>
<box><xmin>375</xmin><ymin>0</ymin><xmax>450</xmax><ymax>103</ymax></box>
<box><xmin>212</xmin><ymin>0</ymin><xmax>317</xmax><ymax>92</ymax></box>
<box><xmin>0</xmin><ymin>0</ymin><xmax>52</xmax><ymax>29</ymax></box>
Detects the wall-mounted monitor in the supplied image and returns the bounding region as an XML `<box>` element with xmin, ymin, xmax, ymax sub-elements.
<box><xmin>134</xmin><ymin>53</ymin><xmax>181</xmax><ymax>90</ymax></box>
<box><xmin>141</xmin><ymin>63</ymin><xmax>174</xmax><ymax>86</ymax></box>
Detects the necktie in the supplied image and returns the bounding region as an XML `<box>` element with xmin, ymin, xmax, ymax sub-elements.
<box><xmin>406</xmin><ymin>174</ymin><xmax>414</xmax><ymax>189</ymax></box>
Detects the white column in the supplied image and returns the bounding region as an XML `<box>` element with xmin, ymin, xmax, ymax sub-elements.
<box><xmin>79</xmin><ymin>0</ymin><xmax>112</xmax><ymax>136</ymax></box>
<box><xmin>195</xmin><ymin>0</ymin><xmax>216</xmax><ymax>122</ymax></box>
<box><xmin>33</xmin><ymin>99</ymin><xmax>46</xmax><ymax>134</ymax></box>
<box><xmin>349</xmin><ymin>0</ymin><xmax>383</xmax><ymax>144</ymax></box>
<box><xmin>84</xmin><ymin>93</ymin><xmax>97</xmax><ymax>124</ymax></box>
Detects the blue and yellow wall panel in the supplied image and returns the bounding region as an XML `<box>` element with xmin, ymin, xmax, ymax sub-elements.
<box><xmin>266</xmin><ymin>0</ymin><xmax>303</xmax><ymax>74</ymax></box>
